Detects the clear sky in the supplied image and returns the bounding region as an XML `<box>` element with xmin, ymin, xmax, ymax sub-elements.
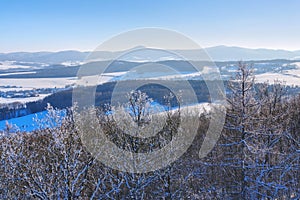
<box><xmin>1</xmin><ymin>0</ymin><xmax>300</xmax><ymax>52</ymax></box>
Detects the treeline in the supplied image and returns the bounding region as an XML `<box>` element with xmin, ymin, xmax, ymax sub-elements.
<box><xmin>0</xmin><ymin>102</ymin><xmax>29</xmax><ymax>121</ymax></box>
<box><xmin>0</xmin><ymin>80</ymin><xmax>211</xmax><ymax>121</ymax></box>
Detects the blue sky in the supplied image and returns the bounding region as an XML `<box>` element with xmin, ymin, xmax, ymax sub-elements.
<box><xmin>0</xmin><ymin>0</ymin><xmax>300</xmax><ymax>52</ymax></box>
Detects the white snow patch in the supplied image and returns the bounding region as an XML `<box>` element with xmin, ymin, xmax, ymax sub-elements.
<box><xmin>256</xmin><ymin>73</ymin><xmax>300</xmax><ymax>86</ymax></box>
<box><xmin>76</xmin><ymin>72</ymin><xmax>127</xmax><ymax>86</ymax></box>
<box><xmin>0</xmin><ymin>94</ymin><xmax>49</xmax><ymax>104</ymax></box>
<box><xmin>0</xmin><ymin>71</ymin><xmax>36</xmax><ymax>76</ymax></box>
<box><xmin>0</xmin><ymin>77</ymin><xmax>76</xmax><ymax>89</ymax></box>
<box><xmin>0</xmin><ymin>61</ymin><xmax>34</xmax><ymax>70</ymax></box>
<box><xmin>61</xmin><ymin>61</ymin><xmax>85</xmax><ymax>66</ymax></box>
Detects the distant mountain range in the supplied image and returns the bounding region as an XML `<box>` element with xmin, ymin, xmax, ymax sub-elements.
<box><xmin>1</xmin><ymin>46</ymin><xmax>300</xmax><ymax>64</ymax></box>
<box><xmin>0</xmin><ymin>51</ymin><xmax>89</xmax><ymax>64</ymax></box>
<box><xmin>205</xmin><ymin>46</ymin><xmax>300</xmax><ymax>61</ymax></box>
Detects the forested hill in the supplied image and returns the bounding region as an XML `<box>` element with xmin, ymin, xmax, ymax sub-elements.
<box><xmin>0</xmin><ymin>80</ymin><xmax>212</xmax><ymax>121</ymax></box>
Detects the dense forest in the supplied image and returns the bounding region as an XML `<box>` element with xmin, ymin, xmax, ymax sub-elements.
<box><xmin>0</xmin><ymin>79</ymin><xmax>212</xmax><ymax>121</ymax></box>
<box><xmin>0</xmin><ymin>62</ymin><xmax>299</xmax><ymax>199</ymax></box>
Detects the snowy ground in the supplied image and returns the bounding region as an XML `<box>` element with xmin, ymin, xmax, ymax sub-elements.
<box><xmin>114</xmin><ymin>66</ymin><xmax>218</xmax><ymax>81</ymax></box>
<box><xmin>0</xmin><ymin>110</ymin><xmax>65</xmax><ymax>132</ymax></box>
<box><xmin>255</xmin><ymin>73</ymin><xmax>300</xmax><ymax>86</ymax></box>
<box><xmin>0</xmin><ymin>111</ymin><xmax>48</xmax><ymax>132</ymax></box>
<box><xmin>0</xmin><ymin>71</ymin><xmax>37</xmax><ymax>76</ymax></box>
<box><xmin>0</xmin><ymin>94</ymin><xmax>50</xmax><ymax>104</ymax></box>
<box><xmin>0</xmin><ymin>61</ymin><xmax>35</xmax><ymax>70</ymax></box>
<box><xmin>0</xmin><ymin>72</ymin><xmax>127</xmax><ymax>91</ymax></box>
<box><xmin>255</xmin><ymin>62</ymin><xmax>300</xmax><ymax>86</ymax></box>
<box><xmin>0</xmin><ymin>72</ymin><xmax>126</xmax><ymax>103</ymax></box>
<box><xmin>77</xmin><ymin>72</ymin><xmax>127</xmax><ymax>86</ymax></box>
<box><xmin>0</xmin><ymin>77</ymin><xmax>76</xmax><ymax>90</ymax></box>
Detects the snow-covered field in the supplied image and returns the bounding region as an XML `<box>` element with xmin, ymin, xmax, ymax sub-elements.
<box><xmin>0</xmin><ymin>72</ymin><xmax>125</xmax><ymax>103</ymax></box>
<box><xmin>0</xmin><ymin>61</ymin><xmax>34</xmax><ymax>70</ymax></box>
<box><xmin>154</xmin><ymin>103</ymin><xmax>214</xmax><ymax>118</ymax></box>
<box><xmin>0</xmin><ymin>94</ymin><xmax>49</xmax><ymax>104</ymax></box>
<box><xmin>61</xmin><ymin>61</ymin><xmax>85</xmax><ymax>66</ymax></box>
<box><xmin>0</xmin><ymin>77</ymin><xmax>76</xmax><ymax>90</ymax></box>
<box><xmin>0</xmin><ymin>71</ymin><xmax>36</xmax><ymax>76</ymax></box>
<box><xmin>111</xmin><ymin>66</ymin><xmax>219</xmax><ymax>81</ymax></box>
<box><xmin>256</xmin><ymin>62</ymin><xmax>300</xmax><ymax>86</ymax></box>
<box><xmin>283</xmin><ymin>62</ymin><xmax>300</xmax><ymax>77</ymax></box>
<box><xmin>256</xmin><ymin>73</ymin><xmax>300</xmax><ymax>86</ymax></box>
<box><xmin>0</xmin><ymin>61</ymin><xmax>49</xmax><ymax>70</ymax></box>
<box><xmin>77</xmin><ymin>72</ymin><xmax>127</xmax><ymax>86</ymax></box>
<box><xmin>0</xmin><ymin>72</ymin><xmax>127</xmax><ymax>91</ymax></box>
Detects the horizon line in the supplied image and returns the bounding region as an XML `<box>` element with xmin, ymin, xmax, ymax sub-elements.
<box><xmin>1</xmin><ymin>45</ymin><xmax>300</xmax><ymax>54</ymax></box>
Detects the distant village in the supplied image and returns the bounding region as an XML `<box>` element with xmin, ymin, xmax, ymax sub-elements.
<box><xmin>0</xmin><ymin>85</ymin><xmax>73</xmax><ymax>120</ymax></box>
<box><xmin>0</xmin><ymin>85</ymin><xmax>69</xmax><ymax>99</ymax></box>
